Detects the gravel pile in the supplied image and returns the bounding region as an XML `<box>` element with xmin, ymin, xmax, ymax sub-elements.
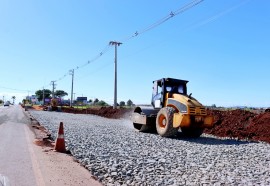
<box><xmin>29</xmin><ymin>110</ymin><xmax>270</xmax><ymax>186</ymax></box>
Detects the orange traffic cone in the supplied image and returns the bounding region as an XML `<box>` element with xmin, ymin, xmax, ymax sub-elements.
<box><xmin>54</xmin><ymin>122</ymin><xmax>66</xmax><ymax>153</ymax></box>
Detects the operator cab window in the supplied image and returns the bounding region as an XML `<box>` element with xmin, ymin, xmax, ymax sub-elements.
<box><xmin>152</xmin><ymin>81</ymin><xmax>161</xmax><ymax>100</ymax></box>
<box><xmin>178</xmin><ymin>84</ymin><xmax>184</xmax><ymax>94</ymax></box>
<box><xmin>152</xmin><ymin>81</ymin><xmax>162</xmax><ymax>108</ymax></box>
<box><xmin>166</xmin><ymin>86</ymin><xmax>172</xmax><ymax>92</ymax></box>
<box><xmin>166</xmin><ymin>84</ymin><xmax>184</xmax><ymax>94</ymax></box>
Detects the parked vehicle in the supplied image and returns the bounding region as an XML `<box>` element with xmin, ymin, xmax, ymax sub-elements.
<box><xmin>4</xmin><ymin>102</ymin><xmax>10</xmax><ymax>107</ymax></box>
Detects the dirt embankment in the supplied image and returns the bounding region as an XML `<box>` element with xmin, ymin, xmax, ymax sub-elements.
<box><xmin>205</xmin><ymin>109</ymin><xmax>270</xmax><ymax>143</ymax></box>
<box><xmin>61</xmin><ymin>106</ymin><xmax>133</xmax><ymax>119</ymax></box>
<box><xmin>29</xmin><ymin>105</ymin><xmax>133</xmax><ymax>119</ymax></box>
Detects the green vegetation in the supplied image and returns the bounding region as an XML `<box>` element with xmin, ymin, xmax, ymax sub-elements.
<box><xmin>119</xmin><ymin>101</ymin><xmax>125</xmax><ymax>107</ymax></box>
<box><xmin>35</xmin><ymin>89</ymin><xmax>52</xmax><ymax>101</ymax></box>
<box><xmin>127</xmin><ymin>99</ymin><xmax>133</xmax><ymax>106</ymax></box>
<box><xmin>97</xmin><ymin>100</ymin><xmax>109</xmax><ymax>106</ymax></box>
<box><xmin>35</xmin><ymin>89</ymin><xmax>68</xmax><ymax>101</ymax></box>
<box><xmin>55</xmin><ymin>90</ymin><xmax>68</xmax><ymax>98</ymax></box>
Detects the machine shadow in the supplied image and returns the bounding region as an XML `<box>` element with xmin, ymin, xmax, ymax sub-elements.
<box><xmin>171</xmin><ymin>132</ymin><xmax>256</xmax><ymax>145</ymax></box>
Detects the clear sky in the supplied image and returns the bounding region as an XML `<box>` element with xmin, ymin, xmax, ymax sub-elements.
<box><xmin>0</xmin><ymin>0</ymin><xmax>269</xmax><ymax>107</ymax></box>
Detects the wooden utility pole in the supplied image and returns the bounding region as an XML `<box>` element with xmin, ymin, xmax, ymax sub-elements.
<box><xmin>109</xmin><ymin>41</ymin><xmax>122</xmax><ymax>109</ymax></box>
<box><xmin>43</xmin><ymin>87</ymin><xmax>45</xmax><ymax>106</ymax></box>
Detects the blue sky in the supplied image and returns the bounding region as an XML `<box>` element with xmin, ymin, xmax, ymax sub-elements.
<box><xmin>0</xmin><ymin>0</ymin><xmax>269</xmax><ymax>107</ymax></box>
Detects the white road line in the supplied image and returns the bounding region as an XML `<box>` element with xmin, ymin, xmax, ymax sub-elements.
<box><xmin>0</xmin><ymin>174</ymin><xmax>10</xmax><ymax>186</ymax></box>
<box><xmin>24</xmin><ymin>125</ymin><xmax>46</xmax><ymax>186</ymax></box>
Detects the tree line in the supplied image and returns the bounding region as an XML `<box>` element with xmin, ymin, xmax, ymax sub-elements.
<box><xmin>35</xmin><ymin>89</ymin><xmax>68</xmax><ymax>101</ymax></box>
<box><xmin>34</xmin><ymin>89</ymin><xmax>134</xmax><ymax>107</ymax></box>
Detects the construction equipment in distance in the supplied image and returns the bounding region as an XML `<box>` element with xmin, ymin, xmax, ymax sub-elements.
<box><xmin>132</xmin><ymin>78</ymin><xmax>214</xmax><ymax>137</ymax></box>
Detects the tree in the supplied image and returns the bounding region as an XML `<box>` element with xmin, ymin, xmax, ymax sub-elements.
<box><xmin>211</xmin><ymin>104</ymin><xmax>217</xmax><ymax>108</ymax></box>
<box><xmin>11</xmin><ymin>96</ymin><xmax>16</xmax><ymax>104</ymax></box>
<box><xmin>93</xmin><ymin>98</ymin><xmax>99</xmax><ymax>105</ymax></box>
<box><xmin>55</xmin><ymin>90</ymin><xmax>68</xmax><ymax>98</ymax></box>
<box><xmin>97</xmin><ymin>100</ymin><xmax>108</xmax><ymax>106</ymax></box>
<box><xmin>0</xmin><ymin>100</ymin><xmax>3</xmax><ymax>104</ymax></box>
<box><xmin>127</xmin><ymin>99</ymin><xmax>133</xmax><ymax>107</ymax></box>
<box><xmin>89</xmin><ymin>99</ymin><xmax>93</xmax><ymax>103</ymax></box>
<box><xmin>35</xmin><ymin>89</ymin><xmax>52</xmax><ymax>101</ymax></box>
<box><xmin>119</xmin><ymin>101</ymin><xmax>125</xmax><ymax>107</ymax></box>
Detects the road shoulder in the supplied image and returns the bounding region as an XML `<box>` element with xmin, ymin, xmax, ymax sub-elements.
<box><xmin>25</xmin><ymin>112</ymin><xmax>102</xmax><ymax>186</ymax></box>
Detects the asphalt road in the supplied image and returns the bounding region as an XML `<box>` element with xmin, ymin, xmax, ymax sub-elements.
<box><xmin>0</xmin><ymin>105</ymin><xmax>101</xmax><ymax>186</ymax></box>
<box><xmin>0</xmin><ymin>105</ymin><xmax>40</xmax><ymax>186</ymax></box>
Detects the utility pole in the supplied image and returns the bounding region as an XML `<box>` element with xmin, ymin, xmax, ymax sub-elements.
<box><xmin>27</xmin><ymin>91</ymin><xmax>30</xmax><ymax>102</ymax></box>
<box><xmin>69</xmin><ymin>69</ymin><xmax>74</xmax><ymax>107</ymax></box>
<box><xmin>73</xmin><ymin>93</ymin><xmax>76</xmax><ymax>105</ymax></box>
<box><xmin>43</xmin><ymin>87</ymin><xmax>45</xmax><ymax>106</ymax></box>
<box><xmin>109</xmin><ymin>41</ymin><xmax>122</xmax><ymax>109</ymax></box>
<box><xmin>51</xmin><ymin>81</ymin><xmax>56</xmax><ymax>99</ymax></box>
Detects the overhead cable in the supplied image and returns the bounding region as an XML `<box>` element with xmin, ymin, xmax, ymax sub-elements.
<box><xmin>43</xmin><ymin>0</ymin><xmax>204</xmax><ymax>87</ymax></box>
<box><xmin>119</xmin><ymin>0</ymin><xmax>204</xmax><ymax>42</ymax></box>
<box><xmin>0</xmin><ymin>85</ymin><xmax>32</xmax><ymax>92</ymax></box>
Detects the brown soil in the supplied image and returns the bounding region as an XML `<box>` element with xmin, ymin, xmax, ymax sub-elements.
<box><xmin>30</xmin><ymin>117</ymin><xmax>55</xmax><ymax>148</ymax></box>
<box><xmin>32</xmin><ymin>105</ymin><xmax>44</xmax><ymax>111</ymax></box>
<box><xmin>205</xmin><ymin>109</ymin><xmax>270</xmax><ymax>143</ymax></box>
<box><xmin>33</xmin><ymin>138</ymin><xmax>55</xmax><ymax>148</ymax></box>
<box><xmin>61</xmin><ymin>106</ymin><xmax>133</xmax><ymax>119</ymax></box>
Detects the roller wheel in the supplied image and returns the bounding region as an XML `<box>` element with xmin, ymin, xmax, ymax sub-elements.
<box><xmin>156</xmin><ymin>107</ymin><xmax>178</xmax><ymax>137</ymax></box>
<box><xmin>133</xmin><ymin>107</ymin><xmax>154</xmax><ymax>133</ymax></box>
<box><xmin>133</xmin><ymin>123</ymin><xmax>153</xmax><ymax>132</ymax></box>
<box><xmin>181</xmin><ymin>127</ymin><xmax>204</xmax><ymax>138</ymax></box>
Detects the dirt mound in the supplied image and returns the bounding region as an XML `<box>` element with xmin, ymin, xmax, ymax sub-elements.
<box><xmin>61</xmin><ymin>107</ymin><xmax>133</xmax><ymax>119</ymax></box>
<box><xmin>205</xmin><ymin>109</ymin><xmax>270</xmax><ymax>143</ymax></box>
<box><xmin>246</xmin><ymin>112</ymin><xmax>270</xmax><ymax>143</ymax></box>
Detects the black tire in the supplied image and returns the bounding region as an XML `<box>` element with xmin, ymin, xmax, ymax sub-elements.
<box><xmin>156</xmin><ymin>107</ymin><xmax>178</xmax><ymax>137</ymax></box>
<box><xmin>181</xmin><ymin>127</ymin><xmax>204</xmax><ymax>138</ymax></box>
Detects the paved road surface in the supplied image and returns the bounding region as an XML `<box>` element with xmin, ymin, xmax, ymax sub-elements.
<box><xmin>0</xmin><ymin>105</ymin><xmax>39</xmax><ymax>186</ymax></box>
<box><xmin>0</xmin><ymin>105</ymin><xmax>102</xmax><ymax>186</ymax></box>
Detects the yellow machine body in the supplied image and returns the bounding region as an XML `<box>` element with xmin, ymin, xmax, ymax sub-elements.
<box><xmin>165</xmin><ymin>93</ymin><xmax>214</xmax><ymax>128</ymax></box>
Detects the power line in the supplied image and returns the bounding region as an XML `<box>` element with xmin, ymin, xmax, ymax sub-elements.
<box><xmin>2</xmin><ymin>0</ymin><xmax>205</xmax><ymax>98</ymax></box>
<box><xmin>0</xmin><ymin>85</ymin><xmax>33</xmax><ymax>93</ymax></box>
<box><xmin>40</xmin><ymin>0</ymin><xmax>205</xmax><ymax>94</ymax></box>
<box><xmin>53</xmin><ymin>45</ymin><xmax>112</xmax><ymax>84</ymax></box>
<box><xmin>119</xmin><ymin>0</ymin><xmax>251</xmax><ymax>62</ymax></box>
<box><xmin>119</xmin><ymin>0</ymin><xmax>204</xmax><ymax>42</ymax></box>
<box><xmin>186</xmin><ymin>0</ymin><xmax>251</xmax><ymax>31</ymax></box>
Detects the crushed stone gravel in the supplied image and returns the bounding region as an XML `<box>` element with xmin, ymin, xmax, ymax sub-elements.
<box><xmin>29</xmin><ymin>110</ymin><xmax>270</xmax><ymax>186</ymax></box>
